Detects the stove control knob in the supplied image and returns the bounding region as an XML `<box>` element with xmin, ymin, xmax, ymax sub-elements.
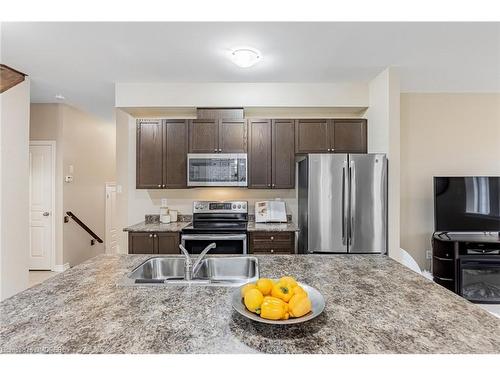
<box><xmin>232</xmin><ymin>204</ymin><xmax>236</xmax><ymax>209</ymax></box>
<box><xmin>237</xmin><ymin>204</ymin><xmax>241</xmax><ymax>209</ymax></box>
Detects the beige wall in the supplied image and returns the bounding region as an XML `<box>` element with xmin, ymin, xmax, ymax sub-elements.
<box><xmin>0</xmin><ymin>79</ymin><xmax>30</xmax><ymax>300</ymax></box>
<box><xmin>400</xmin><ymin>93</ymin><xmax>500</xmax><ymax>269</ymax></box>
<box><xmin>30</xmin><ymin>103</ymin><xmax>116</xmax><ymax>267</ymax></box>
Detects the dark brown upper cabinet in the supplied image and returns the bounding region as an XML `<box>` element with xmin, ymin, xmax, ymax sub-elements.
<box><xmin>189</xmin><ymin>118</ymin><xmax>247</xmax><ymax>153</ymax></box>
<box><xmin>272</xmin><ymin>120</ymin><xmax>295</xmax><ymax>188</ymax></box>
<box><xmin>331</xmin><ymin>119</ymin><xmax>367</xmax><ymax>153</ymax></box>
<box><xmin>188</xmin><ymin>119</ymin><xmax>219</xmax><ymax>153</ymax></box>
<box><xmin>136</xmin><ymin>119</ymin><xmax>164</xmax><ymax>189</ymax></box>
<box><xmin>248</xmin><ymin>119</ymin><xmax>272</xmax><ymax>188</ymax></box>
<box><xmin>136</xmin><ymin>119</ymin><xmax>188</xmax><ymax>189</ymax></box>
<box><xmin>295</xmin><ymin>119</ymin><xmax>367</xmax><ymax>154</ymax></box>
<box><xmin>164</xmin><ymin>119</ymin><xmax>189</xmax><ymax>188</ymax></box>
<box><xmin>248</xmin><ymin>119</ymin><xmax>295</xmax><ymax>189</ymax></box>
<box><xmin>295</xmin><ymin>119</ymin><xmax>330</xmax><ymax>153</ymax></box>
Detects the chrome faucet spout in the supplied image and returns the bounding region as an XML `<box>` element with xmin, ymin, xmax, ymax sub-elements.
<box><xmin>192</xmin><ymin>243</ymin><xmax>217</xmax><ymax>277</ymax></box>
<box><xmin>179</xmin><ymin>243</ymin><xmax>216</xmax><ymax>281</ymax></box>
<box><xmin>179</xmin><ymin>244</ymin><xmax>193</xmax><ymax>280</ymax></box>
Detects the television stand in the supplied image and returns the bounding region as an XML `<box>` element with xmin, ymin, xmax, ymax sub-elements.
<box><xmin>432</xmin><ymin>232</ymin><xmax>500</xmax><ymax>300</ymax></box>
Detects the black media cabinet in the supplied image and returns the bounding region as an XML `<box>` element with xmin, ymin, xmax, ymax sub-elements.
<box><xmin>432</xmin><ymin>232</ymin><xmax>500</xmax><ymax>297</ymax></box>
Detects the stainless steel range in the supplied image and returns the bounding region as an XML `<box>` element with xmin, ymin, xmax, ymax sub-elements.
<box><xmin>181</xmin><ymin>201</ymin><xmax>248</xmax><ymax>254</ymax></box>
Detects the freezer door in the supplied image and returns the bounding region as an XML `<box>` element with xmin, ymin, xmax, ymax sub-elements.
<box><xmin>307</xmin><ymin>154</ymin><xmax>348</xmax><ymax>253</ymax></box>
<box><xmin>348</xmin><ymin>154</ymin><xmax>387</xmax><ymax>253</ymax></box>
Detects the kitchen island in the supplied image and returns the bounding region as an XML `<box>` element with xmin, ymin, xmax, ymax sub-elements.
<box><xmin>1</xmin><ymin>254</ymin><xmax>499</xmax><ymax>354</ymax></box>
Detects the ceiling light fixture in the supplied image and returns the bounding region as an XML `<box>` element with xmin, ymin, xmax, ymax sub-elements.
<box><xmin>230</xmin><ymin>48</ymin><xmax>262</xmax><ymax>68</ymax></box>
<box><xmin>55</xmin><ymin>94</ymin><xmax>65</xmax><ymax>101</ymax></box>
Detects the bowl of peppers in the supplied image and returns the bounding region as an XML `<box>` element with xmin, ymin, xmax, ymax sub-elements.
<box><xmin>231</xmin><ymin>276</ymin><xmax>325</xmax><ymax>324</ymax></box>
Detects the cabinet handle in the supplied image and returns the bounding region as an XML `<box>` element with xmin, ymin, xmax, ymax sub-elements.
<box><xmin>272</xmin><ymin>184</ymin><xmax>275</xmax><ymax>187</ymax></box>
<box><xmin>270</xmin><ymin>236</ymin><xmax>274</xmax><ymax>240</ymax></box>
<box><xmin>331</xmin><ymin>148</ymin><xmax>335</xmax><ymax>152</ymax></box>
<box><xmin>219</xmin><ymin>148</ymin><xmax>222</xmax><ymax>152</ymax></box>
<box><xmin>268</xmin><ymin>184</ymin><xmax>271</xmax><ymax>187</ymax></box>
<box><xmin>270</xmin><ymin>249</ymin><xmax>274</xmax><ymax>253</ymax></box>
<box><xmin>214</xmin><ymin>148</ymin><xmax>217</xmax><ymax>152</ymax></box>
<box><xmin>157</xmin><ymin>184</ymin><xmax>161</xmax><ymax>188</ymax></box>
<box><xmin>149</xmin><ymin>234</ymin><xmax>153</xmax><ymax>238</ymax></box>
<box><xmin>327</xmin><ymin>148</ymin><xmax>331</xmax><ymax>152</ymax></box>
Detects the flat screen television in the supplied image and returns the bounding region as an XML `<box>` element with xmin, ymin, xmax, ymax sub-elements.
<box><xmin>434</xmin><ymin>176</ymin><xmax>500</xmax><ymax>232</ymax></box>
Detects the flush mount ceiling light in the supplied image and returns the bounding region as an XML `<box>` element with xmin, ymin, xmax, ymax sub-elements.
<box><xmin>55</xmin><ymin>94</ymin><xmax>65</xmax><ymax>101</ymax></box>
<box><xmin>230</xmin><ymin>48</ymin><xmax>262</xmax><ymax>68</ymax></box>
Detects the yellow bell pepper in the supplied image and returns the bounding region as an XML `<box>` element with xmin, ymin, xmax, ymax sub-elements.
<box><xmin>288</xmin><ymin>293</ymin><xmax>312</xmax><ymax>318</ymax></box>
<box><xmin>279</xmin><ymin>276</ymin><xmax>298</xmax><ymax>288</ymax></box>
<box><xmin>293</xmin><ymin>285</ymin><xmax>308</xmax><ymax>297</ymax></box>
<box><xmin>271</xmin><ymin>280</ymin><xmax>294</xmax><ymax>302</ymax></box>
<box><xmin>260</xmin><ymin>296</ymin><xmax>289</xmax><ymax>320</ymax></box>
<box><xmin>244</xmin><ymin>288</ymin><xmax>264</xmax><ymax>314</ymax></box>
<box><xmin>240</xmin><ymin>283</ymin><xmax>257</xmax><ymax>298</ymax></box>
<box><xmin>256</xmin><ymin>278</ymin><xmax>274</xmax><ymax>296</ymax></box>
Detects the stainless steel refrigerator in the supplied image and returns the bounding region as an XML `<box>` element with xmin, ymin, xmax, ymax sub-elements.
<box><xmin>298</xmin><ymin>154</ymin><xmax>387</xmax><ymax>254</ymax></box>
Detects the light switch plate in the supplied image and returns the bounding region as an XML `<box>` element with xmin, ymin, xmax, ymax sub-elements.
<box><xmin>426</xmin><ymin>250</ymin><xmax>432</xmax><ymax>259</ymax></box>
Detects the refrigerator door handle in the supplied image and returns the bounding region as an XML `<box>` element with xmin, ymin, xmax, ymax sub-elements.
<box><xmin>349</xmin><ymin>160</ymin><xmax>355</xmax><ymax>246</ymax></box>
<box><xmin>342</xmin><ymin>164</ymin><xmax>347</xmax><ymax>245</ymax></box>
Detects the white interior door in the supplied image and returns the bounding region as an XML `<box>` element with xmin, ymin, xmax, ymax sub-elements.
<box><xmin>105</xmin><ymin>183</ymin><xmax>118</xmax><ymax>253</ymax></box>
<box><xmin>29</xmin><ymin>143</ymin><xmax>55</xmax><ymax>270</ymax></box>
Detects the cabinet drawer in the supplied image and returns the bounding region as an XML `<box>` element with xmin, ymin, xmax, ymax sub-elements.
<box><xmin>249</xmin><ymin>232</ymin><xmax>295</xmax><ymax>254</ymax></box>
<box><xmin>433</xmin><ymin>244</ymin><xmax>454</xmax><ymax>259</ymax></box>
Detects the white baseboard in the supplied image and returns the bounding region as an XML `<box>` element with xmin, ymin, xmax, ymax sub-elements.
<box><xmin>53</xmin><ymin>263</ymin><xmax>70</xmax><ymax>272</ymax></box>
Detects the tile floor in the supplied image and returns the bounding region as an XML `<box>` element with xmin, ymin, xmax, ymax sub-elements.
<box><xmin>29</xmin><ymin>271</ymin><xmax>58</xmax><ymax>287</ymax></box>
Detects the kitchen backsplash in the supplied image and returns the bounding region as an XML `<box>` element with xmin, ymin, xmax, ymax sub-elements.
<box><xmin>144</xmin><ymin>213</ymin><xmax>293</xmax><ymax>223</ymax></box>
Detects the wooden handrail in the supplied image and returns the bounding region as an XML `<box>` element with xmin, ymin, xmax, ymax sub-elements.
<box><xmin>65</xmin><ymin>211</ymin><xmax>103</xmax><ymax>243</ymax></box>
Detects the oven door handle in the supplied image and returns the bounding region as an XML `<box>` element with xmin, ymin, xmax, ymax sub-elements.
<box><xmin>181</xmin><ymin>234</ymin><xmax>247</xmax><ymax>241</ymax></box>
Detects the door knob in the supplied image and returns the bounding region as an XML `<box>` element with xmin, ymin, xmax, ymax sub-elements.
<box><xmin>43</xmin><ymin>212</ymin><xmax>50</xmax><ymax>216</ymax></box>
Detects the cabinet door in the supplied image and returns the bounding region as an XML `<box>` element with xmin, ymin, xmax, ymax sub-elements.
<box><xmin>164</xmin><ymin>120</ymin><xmax>188</xmax><ymax>188</ymax></box>
<box><xmin>248</xmin><ymin>119</ymin><xmax>272</xmax><ymax>189</ymax></box>
<box><xmin>188</xmin><ymin>119</ymin><xmax>219</xmax><ymax>153</ymax></box>
<box><xmin>156</xmin><ymin>233</ymin><xmax>180</xmax><ymax>254</ymax></box>
<box><xmin>295</xmin><ymin>119</ymin><xmax>330</xmax><ymax>153</ymax></box>
<box><xmin>128</xmin><ymin>232</ymin><xmax>155</xmax><ymax>254</ymax></box>
<box><xmin>332</xmin><ymin>119</ymin><xmax>367</xmax><ymax>153</ymax></box>
<box><xmin>272</xmin><ymin>119</ymin><xmax>295</xmax><ymax>189</ymax></box>
<box><xmin>136</xmin><ymin>120</ymin><xmax>164</xmax><ymax>189</ymax></box>
<box><xmin>219</xmin><ymin>119</ymin><xmax>247</xmax><ymax>153</ymax></box>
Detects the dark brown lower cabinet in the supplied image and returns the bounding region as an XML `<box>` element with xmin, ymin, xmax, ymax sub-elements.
<box><xmin>248</xmin><ymin>232</ymin><xmax>295</xmax><ymax>254</ymax></box>
<box><xmin>128</xmin><ymin>232</ymin><xmax>180</xmax><ymax>254</ymax></box>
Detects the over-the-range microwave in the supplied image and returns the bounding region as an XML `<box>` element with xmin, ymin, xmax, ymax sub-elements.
<box><xmin>187</xmin><ymin>153</ymin><xmax>248</xmax><ymax>187</ymax></box>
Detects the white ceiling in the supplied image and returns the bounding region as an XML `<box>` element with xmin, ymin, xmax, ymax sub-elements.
<box><xmin>1</xmin><ymin>22</ymin><xmax>499</xmax><ymax>119</ymax></box>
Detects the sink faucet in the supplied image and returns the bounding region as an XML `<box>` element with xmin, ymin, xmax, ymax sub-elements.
<box><xmin>179</xmin><ymin>243</ymin><xmax>217</xmax><ymax>281</ymax></box>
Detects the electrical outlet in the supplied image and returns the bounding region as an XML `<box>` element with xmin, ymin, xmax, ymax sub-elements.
<box><xmin>426</xmin><ymin>250</ymin><xmax>432</xmax><ymax>259</ymax></box>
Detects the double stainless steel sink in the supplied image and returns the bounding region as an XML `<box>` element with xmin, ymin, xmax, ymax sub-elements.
<box><xmin>121</xmin><ymin>256</ymin><xmax>259</xmax><ymax>287</ymax></box>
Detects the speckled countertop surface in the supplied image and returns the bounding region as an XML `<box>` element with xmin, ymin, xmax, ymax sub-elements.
<box><xmin>123</xmin><ymin>221</ymin><xmax>189</xmax><ymax>232</ymax></box>
<box><xmin>246</xmin><ymin>221</ymin><xmax>299</xmax><ymax>232</ymax></box>
<box><xmin>1</xmin><ymin>254</ymin><xmax>499</xmax><ymax>354</ymax></box>
<box><xmin>124</xmin><ymin>221</ymin><xmax>298</xmax><ymax>233</ymax></box>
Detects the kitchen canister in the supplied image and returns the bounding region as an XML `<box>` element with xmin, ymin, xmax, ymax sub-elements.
<box><xmin>169</xmin><ymin>210</ymin><xmax>178</xmax><ymax>222</ymax></box>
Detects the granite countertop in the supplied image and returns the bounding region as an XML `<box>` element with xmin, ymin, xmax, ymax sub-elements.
<box><xmin>1</xmin><ymin>254</ymin><xmax>499</xmax><ymax>354</ymax></box>
<box><xmin>246</xmin><ymin>221</ymin><xmax>299</xmax><ymax>232</ymax></box>
<box><xmin>124</xmin><ymin>221</ymin><xmax>299</xmax><ymax>233</ymax></box>
<box><xmin>123</xmin><ymin>221</ymin><xmax>189</xmax><ymax>232</ymax></box>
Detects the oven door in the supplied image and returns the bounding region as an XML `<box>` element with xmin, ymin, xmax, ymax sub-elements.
<box><xmin>459</xmin><ymin>256</ymin><xmax>500</xmax><ymax>304</ymax></box>
<box><xmin>187</xmin><ymin>153</ymin><xmax>247</xmax><ymax>187</ymax></box>
<box><xmin>181</xmin><ymin>233</ymin><xmax>247</xmax><ymax>254</ymax></box>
